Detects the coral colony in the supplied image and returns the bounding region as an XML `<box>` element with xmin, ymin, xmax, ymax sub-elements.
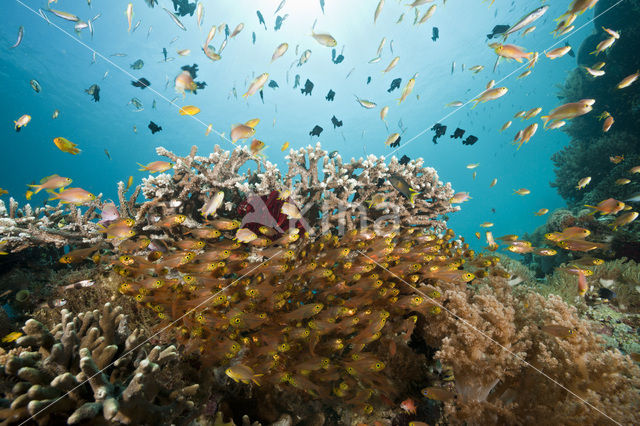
<box><xmin>1</xmin><ymin>144</ymin><xmax>639</xmax><ymax>424</ymax></box>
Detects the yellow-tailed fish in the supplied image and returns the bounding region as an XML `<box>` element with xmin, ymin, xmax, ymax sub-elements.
<box><xmin>49</xmin><ymin>187</ymin><xmax>96</xmax><ymax>204</ymax></box>
<box><xmin>138</xmin><ymin>161</ymin><xmax>173</xmax><ymax>173</ymax></box>
<box><xmin>53</xmin><ymin>137</ymin><xmax>81</xmax><ymax>155</ymax></box>
<box><xmin>28</xmin><ymin>175</ymin><xmax>72</xmax><ymax>194</ymax></box>
<box><xmin>397</xmin><ymin>77</ymin><xmax>415</xmax><ymax>104</ymax></box>
<box><xmin>244</xmin><ymin>73</ymin><xmax>269</xmax><ymax>97</ymax></box>
<box><xmin>271</xmin><ymin>43</ymin><xmax>288</xmax><ymax>62</ymax></box>
<box><xmin>311</xmin><ymin>30</ymin><xmax>337</xmax><ymax>47</ymax></box>
<box><xmin>126</xmin><ymin>3</ymin><xmax>133</xmax><ymax>32</ymax></box>
<box><xmin>382</xmin><ymin>56</ymin><xmax>399</xmax><ymax>73</ymax></box>
<box><xmin>179</xmin><ymin>105</ymin><xmax>200</xmax><ymax>115</ymax></box>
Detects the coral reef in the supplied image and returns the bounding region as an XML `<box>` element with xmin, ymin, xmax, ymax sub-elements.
<box><xmin>0</xmin><ymin>198</ymin><xmax>102</xmax><ymax>255</ymax></box>
<box><xmin>2</xmin><ymin>143</ymin><xmax>639</xmax><ymax>425</ymax></box>
<box><xmin>134</xmin><ymin>143</ymin><xmax>455</xmax><ymax>234</ymax></box>
<box><xmin>0</xmin><ymin>303</ymin><xmax>198</xmax><ymax>425</ymax></box>
<box><xmin>421</xmin><ymin>279</ymin><xmax>640</xmax><ymax>425</ymax></box>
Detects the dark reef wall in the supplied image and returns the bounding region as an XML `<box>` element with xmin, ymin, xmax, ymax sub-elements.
<box><xmin>551</xmin><ymin>0</ymin><xmax>640</xmax><ymax>207</ymax></box>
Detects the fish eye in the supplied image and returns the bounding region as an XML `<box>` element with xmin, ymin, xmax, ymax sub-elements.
<box><xmin>374</xmin><ymin>362</ymin><xmax>383</xmax><ymax>370</ymax></box>
<box><xmin>135</xmin><ymin>294</ymin><xmax>144</xmax><ymax>302</ymax></box>
<box><xmin>413</xmin><ymin>296</ymin><xmax>422</xmax><ymax>303</ymax></box>
<box><xmin>158</xmin><ymin>313</ymin><xmax>165</xmax><ymax>319</ymax></box>
<box><xmin>346</xmin><ymin>367</ymin><xmax>356</xmax><ymax>375</ymax></box>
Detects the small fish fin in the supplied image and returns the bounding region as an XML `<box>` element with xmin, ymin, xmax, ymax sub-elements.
<box><xmin>540</xmin><ymin>116</ymin><xmax>550</xmax><ymax>128</ymax></box>
<box><xmin>252</xmin><ymin>374</ymin><xmax>264</xmax><ymax>386</ymax></box>
<box><xmin>583</xmin><ymin>205</ymin><xmax>597</xmax><ymax>215</ymax></box>
<box><xmin>408</xmin><ymin>189</ymin><xmax>420</xmax><ymax>205</ymax></box>
<box><xmin>136</xmin><ymin>162</ymin><xmax>148</xmax><ymax>171</ymax></box>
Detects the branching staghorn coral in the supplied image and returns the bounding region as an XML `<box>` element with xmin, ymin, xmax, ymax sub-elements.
<box><xmin>0</xmin><ymin>303</ymin><xmax>198</xmax><ymax>425</ymax></box>
<box><xmin>132</xmin><ymin>143</ymin><xmax>455</xmax><ymax>234</ymax></box>
<box><xmin>1</xmin><ymin>143</ymin><xmax>454</xmax><ymax>257</ymax></box>
<box><xmin>0</xmin><ymin>198</ymin><xmax>102</xmax><ymax>254</ymax></box>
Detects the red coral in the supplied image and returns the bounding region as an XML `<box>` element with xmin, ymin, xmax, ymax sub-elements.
<box><xmin>237</xmin><ymin>190</ymin><xmax>307</xmax><ymax>237</ymax></box>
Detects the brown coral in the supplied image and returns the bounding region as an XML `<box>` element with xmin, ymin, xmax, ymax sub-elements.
<box><xmin>0</xmin><ymin>303</ymin><xmax>199</xmax><ymax>425</ymax></box>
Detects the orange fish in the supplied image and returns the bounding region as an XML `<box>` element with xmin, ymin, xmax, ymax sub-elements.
<box><xmin>585</xmin><ymin>198</ymin><xmax>625</xmax><ymax>215</ymax></box>
<box><xmin>53</xmin><ymin>137</ymin><xmax>81</xmax><ymax>155</ymax></box>
<box><xmin>28</xmin><ymin>175</ymin><xmax>72</xmax><ymax>194</ymax></box>
<box><xmin>609</xmin><ymin>155</ymin><xmax>624</xmax><ymax>164</ymax></box>
<box><xmin>540</xmin><ymin>100</ymin><xmax>593</xmax><ymax>128</ymax></box>
<box><xmin>577</xmin><ymin>270</ymin><xmax>588</xmax><ymax>296</ymax></box>
<box><xmin>138</xmin><ymin>161</ymin><xmax>174</xmax><ymax>173</ymax></box>
<box><xmin>421</xmin><ymin>386</ymin><xmax>455</xmax><ymax>402</ymax></box>
<box><xmin>541</xmin><ymin>325</ymin><xmax>575</xmax><ymax>339</ymax></box>
<box><xmin>250</xmin><ymin>138</ymin><xmax>266</xmax><ymax>156</ymax></box>
<box><xmin>48</xmin><ymin>187</ymin><xmax>96</xmax><ymax>204</ymax></box>
<box><xmin>400</xmin><ymin>398</ymin><xmax>417</xmax><ymax>414</ymax></box>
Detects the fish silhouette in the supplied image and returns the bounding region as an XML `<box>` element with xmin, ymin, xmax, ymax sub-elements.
<box><xmin>171</xmin><ymin>0</ymin><xmax>196</xmax><ymax>16</ymax></box>
<box><xmin>463</xmin><ymin>135</ymin><xmax>478</xmax><ymax>146</ymax></box>
<box><xmin>256</xmin><ymin>10</ymin><xmax>267</xmax><ymax>30</ymax></box>
<box><xmin>432</xmin><ymin>27</ymin><xmax>439</xmax><ymax>42</ymax></box>
<box><xmin>331</xmin><ymin>115</ymin><xmax>343</xmax><ymax>129</ymax></box>
<box><xmin>451</xmin><ymin>127</ymin><xmax>465</xmax><ymax>139</ymax></box>
<box><xmin>85</xmin><ymin>84</ymin><xmax>100</xmax><ymax>102</ymax></box>
<box><xmin>148</xmin><ymin>121</ymin><xmax>162</xmax><ymax>134</ymax></box>
<box><xmin>309</xmin><ymin>125</ymin><xmax>323</xmax><ymax>137</ymax></box>
<box><xmin>431</xmin><ymin>123</ymin><xmax>447</xmax><ymax>144</ymax></box>
<box><xmin>487</xmin><ymin>24</ymin><xmax>509</xmax><ymax>39</ymax></box>
<box><xmin>325</xmin><ymin>89</ymin><xmax>335</xmax><ymax>101</ymax></box>
<box><xmin>301</xmin><ymin>79</ymin><xmax>314</xmax><ymax>96</ymax></box>
<box><xmin>268</xmin><ymin>80</ymin><xmax>279</xmax><ymax>89</ymax></box>
<box><xmin>131</xmin><ymin>78</ymin><xmax>151</xmax><ymax>89</ymax></box>
<box><xmin>387</xmin><ymin>78</ymin><xmax>402</xmax><ymax>93</ymax></box>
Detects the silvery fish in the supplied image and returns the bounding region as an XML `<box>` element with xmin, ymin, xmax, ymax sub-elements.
<box><xmin>503</xmin><ymin>6</ymin><xmax>548</xmax><ymax>39</ymax></box>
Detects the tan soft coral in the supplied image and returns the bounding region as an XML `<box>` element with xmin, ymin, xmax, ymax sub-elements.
<box><xmin>419</xmin><ymin>279</ymin><xmax>640</xmax><ymax>425</ymax></box>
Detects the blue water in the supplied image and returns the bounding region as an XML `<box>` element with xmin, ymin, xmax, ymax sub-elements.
<box><xmin>0</xmin><ymin>0</ymin><xmax>590</xmax><ymax>248</ymax></box>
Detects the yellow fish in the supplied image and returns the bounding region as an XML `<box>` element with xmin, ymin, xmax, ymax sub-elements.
<box><xmin>230</xmin><ymin>124</ymin><xmax>255</xmax><ymax>143</ymax></box>
<box><xmin>49</xmin><ymin>187</ymin><xmax>96</xmax><ymax>204</ymax></box>
<box><xmin>179</xmin><ymin>105</ymin><xmax>200</xmax><ymax>115</ymax></box>
<box><xmin>245</xmin><ymin>118</ymin><xmax>260</xmax><ymax>128</ymax></box>
<box><xmin>2</xmin><ymin>332</ymin><xmax>22</xmax><ymax>343</ymax></box>
<box><xmin>53</xmin><ymin>137</ymin><xmax>81</xmax><ymax>155</ymax></box>
<box><xmin>138</xmin><ymin>161</ymin><xmax>174</xmax><ymax>173</ymax></box>
<box><xmin>281</xmin><ymin>141</ymin><xmax>290</xmax><ymax>151</ymax></box>
<box><xmin>513</xmin><ymin>188</ymin><xmax>531</xmax><ymax>195</ymax></box>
